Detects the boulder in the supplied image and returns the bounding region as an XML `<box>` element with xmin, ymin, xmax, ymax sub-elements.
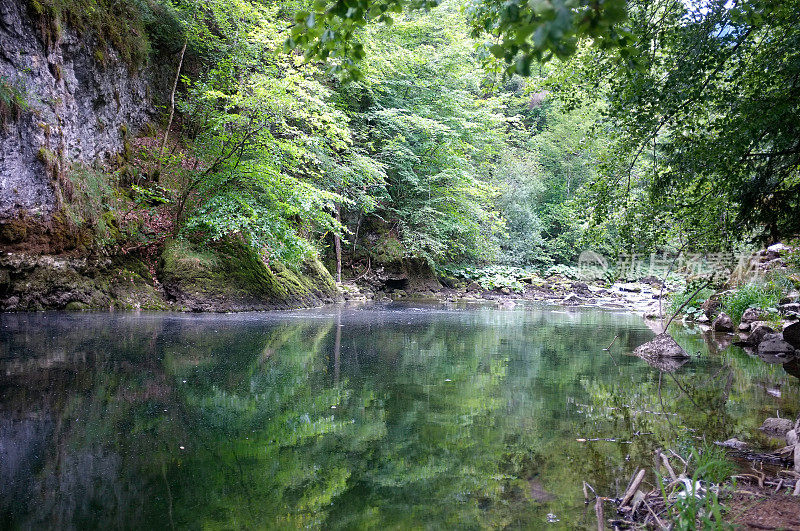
<box><xmin>467</xmin><ymin>281</ymin><xmax>481</xmax><ymax>292</ymax></box>
<box><xmin>796</xmin><ymin>442</ymin><xmax>800</xmax><ymax>474</ymax></box>
<box><xmin>746</xmin><ymin>324</ymin><xmax>775</xmax><ymax>346</ymax></box>
<box><xmin>780</xmin><ymin>302</ymin><xmax>800</xmax><ymax>315</ymax></box>
<box><xmin>738</xmin><ymin>322</ymin><xmax>751</xmax><ymax>332</ymax></box>
<box><xmin>571</xmin><ymin>281</ymin><xmax>591</xmax><ymax>294</ymax></box>
<box><xmin>784</xmin><ymin>321</ymin><xmax>800</xmax><ymax>349</ymax></box>
<box><xmin>741</xmin><ymin>307</ymin><xmax>765</xmax><ymax>324</ymax></box>
<box><xmin>757</xmin><ymin>333</ymin><xmax>796</xmax><ymax>362</ymax></box>
<box><xmin>633</xmin><ymin>333</ymin><xmax>689</xmax><ymax>360</ymax></box>
<box><xmin>618</xmin><ymin>283</ymin><xmax>642</xmax><ymax>293</ymax></box>
<box><xmin>759</xmin><ymin>417</ymin><xmax>794</xmax><ymax>438</ymax></box>
<box><xmin>712</xmin><ymin>312</ymin><xmax>735</xmax><ymax>332</ymax></box>
<box><xmin>787</xmin><ymin>429</ymin><xmax>798</xmax><ymax>447</ymax></box>
<box><xmin>766</xmin><ymin>242</ymin><xmax>790</xmax><ymax>258</ymax></box>
<box><xmin>697</xmin><ymin>314</ymin><xmax>710</xmax><ymax>324</ymax></box>
<box><xmin>639</xmin><ymin>276</ymin><xmax>663</xmax><ymax>288</ymax></box>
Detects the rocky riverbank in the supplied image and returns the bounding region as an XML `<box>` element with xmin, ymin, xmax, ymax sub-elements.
<box><xmin>0</xmin><ymin>239</ymin><xmax>339</xmax><ymax>312</ymax></box>
<box><xmin>339</xmin><ymin>275</ymin><xmax>667</xmax><ymax>316</ymax></box>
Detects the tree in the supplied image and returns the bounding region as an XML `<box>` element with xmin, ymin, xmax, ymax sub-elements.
<box><xmin>286</xmin><ymin>0</ymin><xmax>632</xmax><ymax>80</ymax></box>
<box><xmin>593</xmin><ymin>0</ymin><xmax>800</xmax><ymax>245</ymax></box>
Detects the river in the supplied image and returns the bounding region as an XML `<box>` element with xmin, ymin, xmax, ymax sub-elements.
<box><xmin>1</xmin><ymin>302</ymin><xmax>796</xmax><ymax>529</ymax></box>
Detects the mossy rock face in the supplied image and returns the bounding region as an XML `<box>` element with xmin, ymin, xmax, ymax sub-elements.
<box><xmin>0</xmin><ymin>253</ymin><xmax>168</xmax><ymax>311</ymax></box>
<box><xmin>158</xmin><ymin>239</ymin><xmax>338</xmax><ymax>311</ymax></box>
<box><xmin>0</xmin><ymin>220</ymin><xmax>28</xmax><ymax>243</ymax></box>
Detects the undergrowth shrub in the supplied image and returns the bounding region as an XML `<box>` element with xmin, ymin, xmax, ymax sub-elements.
<box><xmin>661</xmin><ymin>444</ymin><xmax>735</xmax><ymax>530</ymax></box>
<box><xmin>721</xmin><ymin>278</ymin><xmax>786</xmax><ymax>323</ymax></box>
<box><xmin>440</xmin><ymin>264</ymin><xmax>539</xmax><ymax>292</ymax></box>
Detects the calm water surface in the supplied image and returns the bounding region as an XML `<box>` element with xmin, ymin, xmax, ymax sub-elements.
<box><xmin>1</xmin><ymin>303</ymin><xmax>797</xmax><ymax>529</ymax></box>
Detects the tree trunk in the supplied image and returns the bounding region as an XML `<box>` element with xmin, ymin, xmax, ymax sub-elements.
<box><xmin>158</xmin><ymin>36</ymin><xmax>188</xmax><ymax>178</ymax></box>
<box><xmin>334</xmin><ymin>203</ymin><xmax>342</xmax><ymax>283</ymax></box>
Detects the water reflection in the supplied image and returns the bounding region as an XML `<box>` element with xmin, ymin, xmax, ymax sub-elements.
<box><xmin>0</xmin><ymin>304</ymin><xmax>797</xmax><ymax>529</ymax></box>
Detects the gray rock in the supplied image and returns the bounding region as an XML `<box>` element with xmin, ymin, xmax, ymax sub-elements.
<box><xmin>784</xmin><ymin>321</ymin><xmax>800</xmax><ymax>349</ymax></box>
<box><xmin>738</xmin><ymin>322</ymin><xmax>751</xmax><ymax>332</ymax></box>
<box><xmin>780</xmin><ymin>302</ymin><xmax>800</xmax><ymax>315</ymax></box>
<box><xmin>697</xmin><ymin>314</ymin><xmax>710</xmax><ymax>324</ymax></box>
<box><xmin>796</xmin><ymin>442</ymin><xmax>800</xmax><ymax>474</ymax></box>
<box><xmin>766</xmin><ymin>242</ymin><xmax>790</xmax><ymax>257</ymax></box>
<box><xmin>757</xmin><ymin>333</ymin><xmax>796</xmax><ymax>362</ymax></box>
<box><xmin>712</xmin><ymin>312</ymin><xmax>735</xmax><ymax>332</ymax></box>
<box><xmin>780</xmin><ymin>291</ymin><xmax>800</xmax><ymax>304</ymax></box>
<box><xmin>633</xmin><ymin>333</ymin><xmax>689</xmax><ymax>360</ymax></box>
<box><xmin>618</xmin><ymin>283</ymin><xmax>642</xmax><ymax>293</ymax></box>
<box><xmin>639</xmin><ymin>276</ymin><xmax>663</xmax><ymax>287</ymax></box>
<box><xmin>741</xmin><ymin>307</ymin><xmax>765</xmax><ymax>323</ymax></box>
<box><xmin>787</xmin><ymin>429</ymin><xmax>798</xmax><ymax>447</ymax></box>
<box><xmin>746</xmin><ymin>324</ymin><xmax>775</xmax><ymax>346</ymax></box>
<box><xmin>759</xmin><ymin>417</ymin><xmax>794</xmax><ymax>438</ymax></box>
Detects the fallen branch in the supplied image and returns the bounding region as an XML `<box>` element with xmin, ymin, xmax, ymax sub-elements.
<box><xmin>659</xmin><ymin>452</ymin><xmax>678</xmax><ymax>482</ymax></box>
<box><xmin>620</xmin><ymin>469</ymin><xmax>646</xmax><ymax>508</ymax></box>
<box><xmin>595</xmin><ymin>497</ymin><xmax>604</xmax><ymax>531</ymax></box>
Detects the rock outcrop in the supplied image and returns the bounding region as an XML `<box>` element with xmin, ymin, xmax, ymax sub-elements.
<box><xmin>0</xmin><ymin>0</ymin><xmax>163</xmax><ymax>222</ymax></box>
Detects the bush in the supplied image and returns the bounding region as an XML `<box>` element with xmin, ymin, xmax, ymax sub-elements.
<box><xmin>721</xmin><ymin>279</ymin><xmax>785</xmax><ymax>323</ymax></box>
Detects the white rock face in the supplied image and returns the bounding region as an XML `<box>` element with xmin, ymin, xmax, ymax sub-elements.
<box><xmin>0</xmin><ymin>0</ymin><xmax>162</xmax><ymax>219</ymax></box>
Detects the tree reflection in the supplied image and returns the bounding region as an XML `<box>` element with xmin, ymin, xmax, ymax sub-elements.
<box><xmin>0</xmin><ymin>308</ymin><xmax>797</xmax><ymax>529</ymax></box>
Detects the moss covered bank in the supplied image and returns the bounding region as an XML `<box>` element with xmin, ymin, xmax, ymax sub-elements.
<box><xmin>0</xmin><ymin>239</ymin><xmax>339</xmax><ymax>312</ymax></box>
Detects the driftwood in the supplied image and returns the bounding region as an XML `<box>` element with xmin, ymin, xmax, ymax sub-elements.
<box><xmin>620</xmin><ymin>469</ymin><xmax>646</xmax><ymax>508</ymax></box>
<box><xmin>595</xmin><ymin>497</ymin><xmax>605</xmax><ymax>531</ymax></box>
<box><xmin>595</xmin><ymin>449</ymin><xmax>800</xmax><ymax>529</ymax></box>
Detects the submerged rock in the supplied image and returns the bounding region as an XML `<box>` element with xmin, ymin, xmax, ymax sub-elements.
<box><xmin>784</xmin><ymin>357</ymin><xmax>800</xmax><ymax>379</ymax></box>
<box><xmin>720</xmin><ymin>438</ymin><xmax>748</xmax><ymax>451</ymax></box>
<box><xmin>757</xmin><ymin>333</ymin><xmax>796</xmax><ymax>363</ymax></box>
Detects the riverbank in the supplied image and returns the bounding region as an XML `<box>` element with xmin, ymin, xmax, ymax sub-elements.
<box><xmin>0</xmin><ymin>242</ymin><xmax>340</xmax><ymax>312</ymax></box>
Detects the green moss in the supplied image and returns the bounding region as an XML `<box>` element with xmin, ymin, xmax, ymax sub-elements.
<box><xmin>370</xmin><ymin>233</ymin><xmax>405</xmax><ymax>265</ymax></box>
<box><xmin>0</xmin><ymin>220</ymin><xmax>28</xmax><ymax>243</ymax></box>
<box><xmin>26</xmin><ymin>0</ymin><xmax>182</xmax><ymax>69</ymax></box>
<box><xmin>159</xmin><ymin>238</ymin><xmax>336</xmax><ymax>309</ymax></box>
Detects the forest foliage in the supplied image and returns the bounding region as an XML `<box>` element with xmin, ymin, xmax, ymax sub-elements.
<box><xmin>52</xmin><ymin>0</ymin><xmax>800</xmax><ymax>273</ymax></box>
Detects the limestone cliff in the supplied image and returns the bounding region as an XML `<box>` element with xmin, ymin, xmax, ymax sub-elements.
<box><xmin>0</xmin><ymin>0</ymin><xmax>158</xmax><ymax>220</ymax></box>
<box><xmin>0</xmin><ymin>2</ymin><xmax>340</xmax><ymax>312</ymax></box>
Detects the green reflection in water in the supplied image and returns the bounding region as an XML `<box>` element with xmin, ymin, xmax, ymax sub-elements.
<box><xmin>0</xmin><ymin>304</ymin><xmax>797</xmax><ymax>529</ymax></box>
